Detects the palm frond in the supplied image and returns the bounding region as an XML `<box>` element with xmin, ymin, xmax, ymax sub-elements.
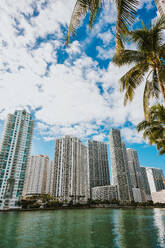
<box><xmin>120</xmin><ymin>63</ymin><xmax>149</xmax><ymax>105</ymax></box>
<box><xmin>67</xmin><ymin>0</ymin><xmax>90</xmax><ymax>45</ymax></box>
<box><xmin>67</xmin><ymin>0</ymin><xmax>104</xmax><ymax>45</ymax></box>
<box><xmin>137</xmin><ymin>104</ymin><xmax>165</xmax><ymax>155</ymax></box>
<box><xmin>113</xmin><ymin>50</ymin><xmax>146</xmax><ymax>66</ymax></box>
<box><xmin>115</xmin><ymin>0</ymin><xmax>139</xmax><ymax>54</ymax></box>
<box><xmin>130</xmin><ymin>16</ymin><xmax>165</xmax><ymax>52</ymax></box>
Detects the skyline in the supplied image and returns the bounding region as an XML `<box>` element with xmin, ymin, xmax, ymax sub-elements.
<box><xmin>0</xmin><ymin>0</ymin><xmax>164</xmax><ymax>174</ymax></box>
<box><xmin>0</xmin><ymin>110</ymin><xmax>164</xmax><ymax>209</ymax></box>
<box><xmin>0</xmin><ymin>109</ymin><xmax>164</xmax><ymax>176</ymax></box>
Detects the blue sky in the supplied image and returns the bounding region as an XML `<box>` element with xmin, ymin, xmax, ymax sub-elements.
<box><xmin>0</xmin><ymin>0</ymin><xmax>164</xmax><ymax>175</ymax></box>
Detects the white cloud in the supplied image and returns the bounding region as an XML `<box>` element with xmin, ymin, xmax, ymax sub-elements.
<box><xmin>92</xmin><ymin>133</ymin><xmax>106</xmax><ymax>142</ymax></box>
<box><xmin>96</xmin><ymin>46</ymin><xmax>115</xmax><ymax>59</ymax></box>
<box><xmin>0</xmin><ymin>0</ymin><xmax>155</xmax><ymax>147</ymax></box>
<box><xmin>121</xmin><ymin>127</ymin><xmax>144</xmax><ymax>144</ymax></box>
<box><xmin>97</xmin><ymin>30</ymin><xmax>114</xmax><ymax>46</ymax></box>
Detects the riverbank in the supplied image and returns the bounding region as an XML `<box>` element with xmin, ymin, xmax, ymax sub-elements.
<box><xmin>1</xmin><ymin>204</ymin><xmax>165</xmax><ymax>212</ymax></box>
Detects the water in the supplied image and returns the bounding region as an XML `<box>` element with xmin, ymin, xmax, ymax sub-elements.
<box><xmin>0</xmin><ymin>208</ymin><xmax>165</xmax><ymax>248</ymax></box>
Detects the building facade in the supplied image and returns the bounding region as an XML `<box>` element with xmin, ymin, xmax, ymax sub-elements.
<box><xmin>87</xmin><ymin>140</ymin><xmax>110</xmax><ymax>196</ymax></box>
<box><xmin>109</xmin><ymin>129</ymin><xmax>130</xmax><ymax>202</ymax></box>
<box><xmin>0</xmin><ymin>110</ymin><xmax>33</xmax><ymax>209</ymax></box>
<box><xmin>132</xmin><ymin>188</ymin><xmax>142</xmax><ymax>202</ymax></box>
<box><xmin>146</xmin><ymin>167</ymin><xmax>164</xmax><ymax>193</ymax></box>
<box><xmin>151</xmin><ymin>190</ymin><xmax>165</xmax><ymax>203</ymax></box>
<box><xmin>23</xmin><ymin>155</ymin><xmax>51</xmax><ymax>196</ymax></box>
<box><xmin>91</xmin><ymin>185</ymin><xmax>118</xmax><ymax>202</ymax></box>
<box><xmin>46</xmin><ymin>160</ymin><xmax>54</xmax><ymax>195</ymax></box>
<box><xmin>140</xmin><ymin>166</ymin><xmax>152</xmax><ymax>200</ymax></box>
<box><xmin>127</xmin><ymin>149</ymin><xmax>142</xmax><ymax>188</ymax></box>
<box><xmin>53</xmin><ymin>136</ymin><xmax>88</xmax><ymax>203</ymax></box>
<box><xmin>122</xmin><ymin>143</ymin><xmax>134</xmax><ymax>201</ymax></box>
<box><xmin>155</xmin><ymin>0</ymin><xmax>165</xmax><ymax>16</ymax></box>
<box><xmin>126</xmin><ymin>148</ymin><xmax>147</xmax><ymax>202</ymax></box>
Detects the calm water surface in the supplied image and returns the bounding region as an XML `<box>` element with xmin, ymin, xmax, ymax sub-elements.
<box><xmin>0</xmin><ymin>208</ymin><xmax>165</xmax><ymax>248</ymax></box>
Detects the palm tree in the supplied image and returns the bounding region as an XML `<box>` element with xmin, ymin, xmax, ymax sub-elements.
<box><xmin>137</xmin><ymin>104</ymin><xmax>165</xmax><ymax>155</ymax></box>
<box><xmin>67</xmin><ymin>0</ymin><xmax>139</xmax><ymax>54</ymax></box>
<box><xmin>112</xmin><ymin>17</ymin><xmax>165</xmax><ymax>117</ymax></box>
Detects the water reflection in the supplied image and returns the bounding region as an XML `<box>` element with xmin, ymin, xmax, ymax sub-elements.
<box><xmin>0</xmin><ymin>209</ymin><xmax>165</xmax><ymax>248</ymax></box>
<box><xmin>153</xmin><ymin>208</ymin><xmax>165</xmax><ymax>247</ymax></box>
<box><xmin>117</xmin><ymin>209</ymin><xmax>160</xmax><ymax>248</ymax></box>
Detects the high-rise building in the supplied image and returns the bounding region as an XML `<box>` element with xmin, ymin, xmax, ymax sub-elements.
<box><xmin>145</xmin><ymin>167</ymin><xmax>164</xmax><ymax>193</ymax></box>
<box><xmin>46</xmin><ymin>160</ymin><xmax>54</xmax><ymax>195</ymax></box>
<box><xmin>126</xmin><ymin>148</ymin><xmax>146</xmax><ymax>202</ymax></box>
<box><xmin>155</xmin><ymin>0</ymin><xmax>165</xmax><ymax>16</ymax></box>
<box><xmin>23</xmin><ymin>155</ymin><xmax>51</xmax><ymax>196</ymax></box>
<box><xmin>140</xmin><ymin>166</ymin><xmax>152</xmax><ymax>200</ymax></box>
<box><xmin>109</xmin><ymin>129</ymin><xmax>130</xmax><ymax>202</ymax></box>
<box><xmin>122</xmin><ymin>143</ymin><xmax>134</xmax><ymax>201</ymax></box>
<box><xmin>127</xmin><ymin>149</ymin><xmax>142</xmax><ymax>188</ymax></box>
<box><xmin>0</xmin><ymin>110</ymin><xmax>34</xmax><ymax>209</ymax></box>
<box><xmin>87</xmin><ymin>140</ymin><xmax>110</xmax><ymax>196</ymax></box>
<box><xmin>53</xmin><ymin>136</ymin><xmax>88</xmax><ymax>203</ymax></box>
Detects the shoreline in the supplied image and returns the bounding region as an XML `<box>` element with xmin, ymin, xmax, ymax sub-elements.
<box><xmin>0</xmin><ymin>205</ymin><xmax>165</xmax><ymax>212</ymax></box>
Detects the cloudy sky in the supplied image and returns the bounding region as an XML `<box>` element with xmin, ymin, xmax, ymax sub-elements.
<box><xmin>0</xmin><ymin>0</ymin><xmax>164</xmax><ymax>173</ymax></box>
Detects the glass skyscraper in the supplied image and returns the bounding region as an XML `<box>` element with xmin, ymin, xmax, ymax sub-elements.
<box><xmin>0</xmin><ymin>110</ymin><xmax>33</xmax><ymax>209</ymax></box>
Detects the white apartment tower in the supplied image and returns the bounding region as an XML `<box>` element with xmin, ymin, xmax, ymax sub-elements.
<box><xmin>87</xmin><ymin>140</ymin><xmax>110</xmax><ymax>196</ymax></box>
<box><xmin>140</xmin><ymin>166</ymin><xmax>152</xmax><ymax>200</ymax></box>
<box><xmin>127</xmin><ymin>148</ymin><xmax>146</xmax><ymax>202</ymax></box>
<box><xmin>122</xmin><ymin>143</ymin><xmax>134</xmax><ymax>201</ymax></box>
<box><xmin>53</xmin><ymin>136</ymin><xmax>88</xmax><ymax>203</ymax></box>
<box><xmin>0</xmin><ymin>110</ymin><xmax>33</xmax><ymax>209</ymax></box>
<box><xmin>23</xmin><ymin>155</ymin><xmax>52</xmax><ymax>196</ymax></box>
<box><xmin>46</xmin><ymin>160</ymin><xmax>54</xmax><ymax>195</ymax></box>
<box><xmin>109</xmin><ymin>129</ymin><xmax>130</xmax><ymax>202</ymax></box>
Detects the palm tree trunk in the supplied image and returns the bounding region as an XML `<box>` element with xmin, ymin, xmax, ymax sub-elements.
<box><xmin>156</xmin><ymin>67</ymin><xmax>165</xmax><ymax>103</ymax></box>
<box><xmin>115</xmin><ymin>2</ymin><xmax>124</xmax><ymax>56</ymax></box>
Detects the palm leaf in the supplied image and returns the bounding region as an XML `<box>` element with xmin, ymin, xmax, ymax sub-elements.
<box><xmin>67</xmin><ymin>0</ymin><xmax>90</xmax><ymax>45</ymax></box>
<box><xmin>137</xmin><ymin>104</ymin><xmax>165</xmax><ymax>155</ymax></box>
<box><xmin>120</xmin><ymin>63</ymin><xmax>149</xmax><ymax>105</ymax></box>
<box><xmin>112</xmin><ymin>50</ymin><xmax>146</xmax><ymax>66</ymax></box>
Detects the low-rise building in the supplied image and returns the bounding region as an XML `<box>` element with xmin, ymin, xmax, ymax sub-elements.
<box><xmin>151</xmin><ymin>190</ymin><xmax>165</xmax><ymax>203</ymax></box>
<box><xmin>132</xmin><ymin>188</ymin><xmax>142</xmax><ymax>203</ymax></box>
<box><xmin>91</xmin><ymin>185</ymin><xmax>118</xmax><ymax>202</ymax></box>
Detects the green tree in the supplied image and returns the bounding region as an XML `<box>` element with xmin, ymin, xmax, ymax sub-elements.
<box><xmin>112</xmin><ymin>17</ymin><xmax>165</xmax><ymax>117</ymax></box>
<box><xmin>137</xmin><ymin>104</ymin><xmax>165</xmax><ymax>155</ymax></box>
<box><xmin>67</xmin><ymin>0</ymin><xmax>139</xmax><ymax>54</ymax></box>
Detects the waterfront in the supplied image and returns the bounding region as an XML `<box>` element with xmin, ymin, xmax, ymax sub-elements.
<box><xmin>0</xmin><ymin>209</ymin><xmax>165</xmax><ymax>248</ymax></box>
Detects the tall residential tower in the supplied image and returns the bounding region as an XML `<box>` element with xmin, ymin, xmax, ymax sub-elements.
<box><xmin>53</xmin><ymin>136</ymin><xmax>88</xmax><ymax>203</ymax></box>
<box><xmin>0</xmin><ymin>110</ymin><xmax>33</xmax><ymax>209</ymax></box>
<box><xmin>109</xmin><ymin>129</ymin><xmax>130</xmax><ymax>202</ymax></box>
<box><xmin>127</xmin><ymin>148</ymin><xmax>146</xmax><ymax>201</ymax></box>
<box><xmin>23</xmin><ymin>155</ymin><xmax>52</xmax><ymax>196</ymax></box>
<box><xmin>87</xmin><ymin>140</ymin><xmax>110</xmax><ymax>196</ymax></box>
